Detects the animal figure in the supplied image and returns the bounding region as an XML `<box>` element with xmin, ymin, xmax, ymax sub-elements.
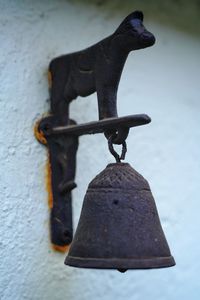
<box><xmin>49</xmin><ymin>11</ymin><xmax>155</xmax><ymax>121</ymax></box>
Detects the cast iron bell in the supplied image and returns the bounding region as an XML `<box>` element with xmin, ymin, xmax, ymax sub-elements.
<box><xmin>65</xmin><ymin>163</ymin><xmax>175</xmax><ymax>271</ymax></box>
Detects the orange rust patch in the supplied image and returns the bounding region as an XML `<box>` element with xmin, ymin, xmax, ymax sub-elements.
<box><xmin>46</xmin><ymin>153</ymin><xmax>53</xmax><ymax>209</ymax></box>
<box><xmin>52</xmin><ymin>244</ymin><xmax>70</xmax><ymax>253</ymax></box>
<box><xmin>34</xmin><ymin>120</ymin><xmax>47</xmax><ymax>145</ymax></box>
<box><xmin>48</xmin><ymin>70</ymin><xmax>52</xmax><ymax>88</ymax></box>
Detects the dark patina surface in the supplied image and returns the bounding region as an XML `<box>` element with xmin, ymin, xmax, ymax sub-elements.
<box><xmin>36</xmin><ymin>11</ymin><xmax>156</xmax><ymax>248</ymax></box>
<box><xmin>65</xmin><ymin>163</ymin><xmax>175</xmax><ymax>271</ymax></box>
<box><xmin>49</xmin><ymin>11</ymin><xmax>155</xmax><ymax>121</ymax></box>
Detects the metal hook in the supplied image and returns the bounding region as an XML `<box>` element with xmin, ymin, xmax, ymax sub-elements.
<box><xmin>108</xmin><ymin>133</ymin><xmax>127</xmax><ymax>163</ymax></box>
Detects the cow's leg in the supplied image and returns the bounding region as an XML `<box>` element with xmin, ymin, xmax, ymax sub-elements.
<box><xmin>96</xmin><ymin>82</ymin><xmax>118</xmax><ymax>120</ymax></box>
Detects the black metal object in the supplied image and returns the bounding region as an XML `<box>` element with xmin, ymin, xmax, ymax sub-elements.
<box><xmin>46</xmin><ymin>121</ymin><xmax>78</xmax><ymax>246</ymax></box>
<box><xmin>35</xmin><ymin>11</ymin><xmax>158</xmax><ymax>249</ymax></box>
<box><xmin>39</xmin><ymin>114</ymin><xmax>151</xmax><ymax>137</ymax></box>
<box><xmin>65</xmin><ymin>163</ymin><xmax>175</xmax><ymax>272</ymax></box>
<box><xmin>49</xmin><ymin>11</ymin><xmax>155</xmax><ymax>123</ymax></box>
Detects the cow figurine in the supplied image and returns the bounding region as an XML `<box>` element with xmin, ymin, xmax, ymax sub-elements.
<box><xmin>49</xmin><ymin>11</ymin><xmax>155</xmax><ymax>122</ymax></box>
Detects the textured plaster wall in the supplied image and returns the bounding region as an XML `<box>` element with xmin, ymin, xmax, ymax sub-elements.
<box><xmin>0</xmin><ymin>1</ymin><xmax>200</xmax><ymax>300</ymax></box>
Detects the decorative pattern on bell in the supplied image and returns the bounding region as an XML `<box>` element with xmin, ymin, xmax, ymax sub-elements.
<box><xmin>65</xmin><ymin>163</ymin><xmax>175</xmax><ymax>271</ymax></box>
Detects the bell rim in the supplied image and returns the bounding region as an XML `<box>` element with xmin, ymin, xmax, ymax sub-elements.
<box><xmin>65</xmin><ymin>255</ymin><xmax>175</xmax><ymax>269</ymax></box>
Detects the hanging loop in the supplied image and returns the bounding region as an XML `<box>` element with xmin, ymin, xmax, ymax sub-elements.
<box><xmin>105</xmin><ymin>127</ymin><xmax>129</xmax><ymax>145</ymax></box>
<box><xmin>108</xmin><ymin>133</ymin><xmax>127</xmax><ymax>163</ymax></box>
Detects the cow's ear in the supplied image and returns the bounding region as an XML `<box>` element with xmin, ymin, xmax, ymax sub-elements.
<box><xmin>132</xmin><ymin>11</ymin><xmax>144</xmax><ymax>21</ymax></box>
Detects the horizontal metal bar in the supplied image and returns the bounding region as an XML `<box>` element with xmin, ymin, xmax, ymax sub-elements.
<box><xmin>51</xmin><ymin>114</ymin><xmax>151</xmax><ymax>136</ymax></box>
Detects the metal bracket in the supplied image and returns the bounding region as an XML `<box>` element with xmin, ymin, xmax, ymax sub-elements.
<box><xmin>35</xmin><ymin>10</ymin><xmax>155</xmax><ymax>250</ymax></box>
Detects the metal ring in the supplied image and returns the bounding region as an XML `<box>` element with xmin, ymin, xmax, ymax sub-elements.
<box><xmin>104</xmin><ymin>127</ymin><xmax>129</xmax><ymax>145</ymax></box>
<box><xmin>108</xmin><ymin>134</ymin><xmax>127</xmax><ymax>163</ymax></box>
<box><xmin>112</xmin><ymin>127</ymin><xmax>129</xmax><ymax>145</ymax></box>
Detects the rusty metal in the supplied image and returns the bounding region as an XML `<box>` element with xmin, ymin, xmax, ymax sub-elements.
<box><xmin>108</xmin><ymin>135</ymin><xmax>127</xmax><ymax>162</ymax></box>
<box><xmin>46</xmin><ymin>121</ymin><xmax>78</xmax><ymax>246</ymax></box>
<box><xmin>35</xmin><ymin>10</ymin><xmax>164</xmax><ymax>251</ymax></box>
<box><xmin>65</xmin><ymin>163</ymin><xmax>175</xmax><ymax>271</ymax></box>
<box><xmin>38</xmin><ymin>114</ymin><xmax>150</xmax><ymax>137</ymax></box>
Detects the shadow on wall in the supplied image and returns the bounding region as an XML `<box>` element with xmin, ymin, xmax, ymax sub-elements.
<box><xmin>72</xmin><ymin>0</ymin><xmax>200</xmax><ymax>36</ymax></box>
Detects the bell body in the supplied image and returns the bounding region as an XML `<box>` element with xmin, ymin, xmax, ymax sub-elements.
<box><xmin>65</xmin><ymin>163</ymin><xmax>175</xmax><ymax>270</ymax></box>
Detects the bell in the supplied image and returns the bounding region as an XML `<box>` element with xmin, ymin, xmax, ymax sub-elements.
<box><xmin>65</xmin><ymin>163</ymin><xmax>175</xmax><ymax>272</ymax></box>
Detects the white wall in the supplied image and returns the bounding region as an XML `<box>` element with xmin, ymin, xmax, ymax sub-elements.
<box><xmin>0</xmin><ymin>1</ymin><xmax>200</xmax><ymax>299</ymax></box>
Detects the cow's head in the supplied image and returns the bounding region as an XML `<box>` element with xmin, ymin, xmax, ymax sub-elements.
<box><xmin>114</xmin><ymin>11</ymin><xmax>155</xmax><ymax>51</ymax></box>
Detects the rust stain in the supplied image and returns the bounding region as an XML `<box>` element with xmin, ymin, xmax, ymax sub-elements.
<box><xmin>52</xmin><ymin>244</ymin><xmax>70</xmax><ymax>253</ymax></box>
<box><xmin>34</xmin><ymin>111</ymin><xmax>70</xmax><ymax>252</ymax></box>
<box><xmin>34</xmin><ymin>120</ymin><xmax>47</xmax><ymax>145</ymax></box>
<box><xmin>48</xmin><ymin>70</ymin><xmax>52</xmax><ymax>88</ymax></box>
<box><xmin>46</xmin><ymin>153</ymin><xmax>69</xmax><ymax>252</ymax></box>
<box><xmin>45</xmin><ymin>153</ymin><xmax>53</xmax><ymax>209</ymax></box>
